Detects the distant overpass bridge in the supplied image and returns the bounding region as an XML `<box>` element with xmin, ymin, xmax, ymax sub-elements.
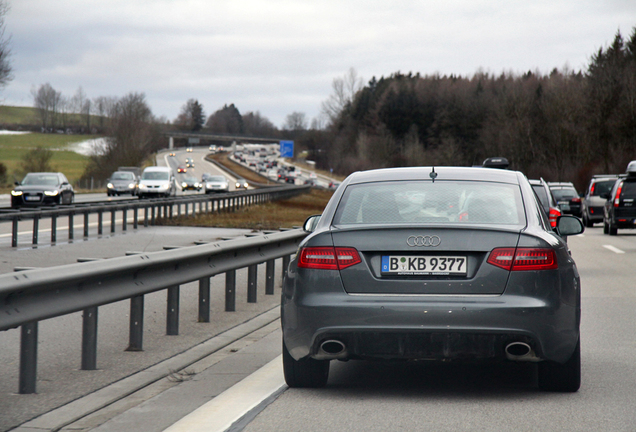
<box><xmin>164</xmin><ymin>131</ymin><xmax>282</xmax><ymax>149</ymax></box>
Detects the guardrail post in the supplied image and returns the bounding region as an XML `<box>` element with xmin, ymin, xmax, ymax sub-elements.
<box><xmin>98</xmin><ymin>210</ymin><xmax>103</xmax><ymax>235</ymax></box>
<box><xmin>126</xmin><ymin>295</ymin><xmax>144</xmax><ymax>351</ymax></box>
<box><xmin>167</xmin><ymin>286</ymin><xmax>180</xmax><ymax>335</ymax></box>
<box><xmin>198</xmin><ymin>277</ymin><xmax>211</xmax><ymax>323</ymax></box>
<box><xmin>122</xmin><ymin>208</ymin><xmax>127</xmax><ymax>231</ymax></box>
<box><xmin>32</xmin><ymin>214</ymin><xmax>39</xmax><ymax>245</ymax></box>
<box><xmin>12</xmin><ymin>216</ymin><xmax>18</xmax><ymax>247</ymax></box>
<box><xmin>81</xmin><ymin>306</ymin><xmax>98</xmax><ymax>370</ymax></box>
<box><xmin>151</xmin><ymin>205</ymin><xmax>156</xmax><ymax>225</ymax></box>
<box><xmin>282</xmin><ymin>255</ymin><xmax>290</xmax><ymax>279</ymax></box>
<box><xmin>225</xmin><ymin>270</ymin><xmax>236</xmax><ymax>312</ymax></box>
<box><xmin>19</xmin><ymin>322</ymin><xmax>38</xmax><ymax>394</ymax></box>
<box><xmin>83</xmin><ymin>211</ymin><xmax>89</xmax><ymax>238</ymax></box>
<box><xmin>110</xmin><ymin>208</ymin><xmax>116</xmax><ymax>233</ymax></box>
<box><xmin>266</xmin><ymin>259</ymin><xmax>275</xmax><ymax>295</ymax></box>
<box><xmin>248</xmin><ymin>264</ymin><xmax>258</xmax><ymax>303</ymax></box>
<box><xmin>177</xmin><ymin>202</ymin><xmax>181</xmax><ymax>217</ymax></box>
<box><xmin>185</xmin><ymin>202</ymin><xmax>189</xmax><ymax>217</ymax></box>
<box><xmin>68</xmin><ymin>211</ymin><xmax>74</xmax><ymax>240</ymax></box>
<box><xmin>144</xmin><ymin>206</ymin><xmax>149</xmax><ymax>227</ymax></box>
<box><xmin>51</xmin><ymin>214</ymin><xmax>57</xmax><ymax>243</ymax></box>
<box><xmin>133</xmin><ymin>207</ymin><xmax>138</xmax><ymax>229</ymax></box>
<box><xmin>169</xmin><ymin>203</ymin><xmax>173</xmax><ymax>218</ymax></box>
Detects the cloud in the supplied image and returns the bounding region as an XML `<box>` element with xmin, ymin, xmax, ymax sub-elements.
<box><xmin>3</xmin><ymin>0</ymin><xmax>636</xmax><ymax>126</ymax></box>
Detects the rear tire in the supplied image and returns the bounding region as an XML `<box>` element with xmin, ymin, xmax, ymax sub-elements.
<box><xmin>609</xmin><ymin>221</ymin><xmax>618</xmax><ymax>236</ymax></box>
<box><xmin>282</xmin><ymin>340</ymin><xmax>329</xmax><ymax>388</ymax></box>
<box><xmin>583</xmin><ymin>214</ymin><xmax>593</xmax><ymax>228</ymax></box>
<box><xmin>603</xmin><ymin>220</ymin><xmax>609</xmax><ymax>234</ymax></box>
<box><xmin>538</xmin><ymin>338</ymin><xmax>581</xmax><ymax>392</ymax></box>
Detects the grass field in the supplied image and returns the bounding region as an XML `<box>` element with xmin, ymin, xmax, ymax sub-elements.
<box><xmin>0</xmin><ymin>106</ymin><xmax>39</xmax><ymax>125</ymax></box>
<box><xmin>157</xmin><ymin>188</ymin><xmax>332</xmax><ymax>230</ymax></box>
<box><xmin>0</xmin><ymin>132</ymin><xmax>98</xmax><ymax>185</ymax></box>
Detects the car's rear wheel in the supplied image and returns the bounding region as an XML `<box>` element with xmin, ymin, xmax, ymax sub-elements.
<box><xmin>282</xmin><ymin>340</ymin><xmax>329</xmax><ymax>388</ymax></box>
<box><xmin>583</xmin><ymin>213</ymin><xmax>593</xmax><ymax>228</ymax></box>
<box><xmin>538</xmin><ymin>338</ymin><xmax>580</xmax><ymax>392</ymax></box>
<box><xmin>603</xmin><ymin>220</ymin><xmax>609</xmax><ymax>234</ymax></box>
<box><xmin>609</xmin><ymin>221</ymin><xmax>618</xmax><ymax>236</ymax></box>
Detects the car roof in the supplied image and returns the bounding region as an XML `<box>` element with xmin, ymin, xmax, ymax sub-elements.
<box><xmin>143</xmin><ymin>166</ymin><xmax>171</xmax><ymax>172</ymax></box>
<box><xmin>346</xmin><ymin>166</ymin><xmax>522</xmax><ymax>185</ymax></box>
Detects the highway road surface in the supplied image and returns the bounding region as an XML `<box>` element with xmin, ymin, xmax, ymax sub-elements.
<box><xmin>2</xmin><ymin>225</ymin><xmax>636</xmax><ymax>431</ymax></box>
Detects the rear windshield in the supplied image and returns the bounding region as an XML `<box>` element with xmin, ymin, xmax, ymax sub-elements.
<box><xmin>591</xmin><ymin>180</ymin><xmax>616</xmax><ymax>196</ymax></box>
<box><xmin>141</xmin><ymin>171</ymin><xmax>170</xmax><ymax>180</ymax></box>
<box><xmin>333</xmin><ymin>181</ymin><xmax>526</xmax><ymax>225</ymax></box>
<box><xmin>620</xmin><ymin>180</ymin><xmax>636</xmax><ymax>198</ymax></box>
<box><xmin>551</xmin><ymin>188</ymin><xmax>578</xmax><ymax>200</ymax></box>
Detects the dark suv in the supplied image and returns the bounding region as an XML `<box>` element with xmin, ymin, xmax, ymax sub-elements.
<box><xmin>548</xmin><ymin>182</ymin><xmax>582</xmax><ymax>218</ymax></box>
<box><xmin>603</xmin><ymin>163</ymin><xmax>636</xmax><ymax>235</ymax></box>
<box><xmin>581</xmin><ymin>175</ymin><xmax>619</xmax><ymax>227</ymax></box>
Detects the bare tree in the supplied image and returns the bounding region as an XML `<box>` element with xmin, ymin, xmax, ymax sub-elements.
<box><xmin>321</xmin><ymin>67</ymin><xmax>363</xmax><ymax>121</ymax></box>
<box><xmin>31</xmin><ymin>83</ymin><xmax>62</xmax><ymax>130</ymax></box>
<box><xmin>283</xmin><ymin>111</ymin><xmax>307</xmax><ymax>131</ymax></box>
<box><xmin>0</xmin><ymin>0</ymin><xmax>12</xmax><ymax>92</ymax></box>
<box><xmin>91</xmin><ymin>96</ymin><xmax>117</xmax><ymax>130</ymax></box>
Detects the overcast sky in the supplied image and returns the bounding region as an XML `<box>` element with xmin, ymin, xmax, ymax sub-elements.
<box><xmin>2</xmin><ymin>0</ymin><xmax>636</xmax><ymax>127</ymax></box>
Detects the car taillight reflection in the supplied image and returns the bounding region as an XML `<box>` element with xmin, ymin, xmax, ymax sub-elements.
<box><xmin>487</xmin><ymin>247</ymin><xmax>558</xmax><ymax>271</ymax></box>
<box><xmin>298</xmin><ymin>247</ymin><xmax>362</xmax><ymax>270</ymax></box>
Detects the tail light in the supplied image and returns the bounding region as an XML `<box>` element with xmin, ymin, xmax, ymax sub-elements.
<box><xmin>548</xmin><ymin>207</ymin><xmax>561</xmax><ymax>228</ymax></box>
<box><xmin>571</xmin><ymin>197</ymin><xmax>581</xmax><ymax>203</ymax></box>
<box><xmin>614</xmin><ymin>183</ymin><xmax>623</xmax><ymax>208</ymax></box>
<box><xmin>487</xmin><ymin>247</ymin><xmax>558</xmax><ymax>271</ymax></box>
<box><xmin>298</xmin><ymin>247</ymin><xmax>361</xmax><ymax>270</ymax></box>
<box><xmin>590</xmin><ymin>183</ymin><xmax>596</xmax><ymax>195</ymax></box>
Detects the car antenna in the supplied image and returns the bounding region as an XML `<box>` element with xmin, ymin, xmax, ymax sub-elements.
<box><xmin>430</xmin><ymin>166</ymin><xmax>438</xmax><ymax>183</ymax></box>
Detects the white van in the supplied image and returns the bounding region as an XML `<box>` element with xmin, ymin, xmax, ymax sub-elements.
<box><xmin>138</xmin><ymin>166</ymin><xmax>176</xmax><ymax>198</ymax></box>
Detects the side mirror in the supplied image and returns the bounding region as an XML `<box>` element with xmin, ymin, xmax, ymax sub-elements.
<box><xmin>556</xmin><ymin>215</ymin><xmax>584</xmax><ymax>237</ymax></box>
<box><xmin>303</xmin><ymin>214</ymin><xmax>321</xmax><ymax>233</ymax></box>
<box><xmin>14</xmin><ymin>181</ymin><xmax>19</xmax><ymax>186</ymax></box>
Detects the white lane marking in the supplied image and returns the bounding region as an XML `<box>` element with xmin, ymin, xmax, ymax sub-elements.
<box><xmin>603</xmin><ymin>245</ymin><xmax>625</xmax><ymax>254</ymax></box>
<box><xmin>164</xmin><ymin>356</ymin><xmax>285</xmax><ymax>432</ymax></box>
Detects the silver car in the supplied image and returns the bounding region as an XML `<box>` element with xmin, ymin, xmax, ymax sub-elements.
<box><xmin>203</xmin><ymin>175</ymin><xmax>229</xmax><ymax>194</ymax></box>
<box><xmin>282</xmin><ymin>166</ymin><xmax>584</xmax><ymax>391</ymax></box>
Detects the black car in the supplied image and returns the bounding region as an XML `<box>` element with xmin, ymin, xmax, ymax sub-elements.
<box><xmin>548</xmin><ymin>182</ymin><xmax>582</xmax><ymax>217</ymax></box>
<box><xmin>11</xmin><ymin>172</ymin><xmax>75</xmax><ymax>208</ymax></box>
<box><xmin>603</xmin><ymin>161</ymin><xmax>636</xmax><ymax>235</ymax></box>
<box><xmin>106</xmin><ymin>171</ymin><xmax>139</xmax><ymax>196</ymax></box>
<box><xmin>282</xmin><ymin>166</ymin><xmax>584</xmax><ymax>392</ymax></box>
<box><xmin>180</xmin><ymin>176</ymin><xmax>202</xmax><ymax>191</ymax></box>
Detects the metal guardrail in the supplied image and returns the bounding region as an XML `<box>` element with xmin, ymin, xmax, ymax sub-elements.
<box><xmin>0</xmin><ymin>229</ymin><xmax>307</xmax><ymax>393</ymax></box>
<box><xmin>0</xmin><ymin>185</ymin><xmax>310</xmax><ymax>247</ymax></box>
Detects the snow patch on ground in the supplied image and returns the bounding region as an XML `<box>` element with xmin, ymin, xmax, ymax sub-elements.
<box><xmin>0</xmin><ymin>130</ymin><xmax>31</xmax><ymax>135</ymax></box>
<box><xmin>66</xmin><ymin>137</ymin><xmax>109</xmax><ymax>156</ymax></box>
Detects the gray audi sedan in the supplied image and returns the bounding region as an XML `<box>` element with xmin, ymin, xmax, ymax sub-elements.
<box><xmin>282</xmin><ymin>166</ymin><xmax>584</xmax><ymax>392</ymax></box>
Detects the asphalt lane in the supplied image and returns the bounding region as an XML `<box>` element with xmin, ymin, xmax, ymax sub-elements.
<box><xmin>238</xmin><ymin>226</ymin><xmax>636</xmax><ymax>432</ymax></box>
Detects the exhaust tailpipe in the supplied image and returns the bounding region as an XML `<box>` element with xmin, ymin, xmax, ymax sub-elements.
<box><xmin>505</xmin><ymin>342</ymin><xmax>540</xmax><ymax>362</ymax></box>
<box><xmin>320</xmin><ymin>340</ymin><xmax>346</xmax><ymax>355</ymax></box>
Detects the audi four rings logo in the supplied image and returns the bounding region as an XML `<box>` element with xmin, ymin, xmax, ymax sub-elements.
<box><xmin>407</xmin><ymin>235</ymin><xmax>441</xmax><ymax>247</ymax></box>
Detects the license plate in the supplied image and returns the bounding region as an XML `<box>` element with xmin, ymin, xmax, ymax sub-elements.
<box><xmin>381</xmin><ymin>255</ymin><xmax>467</xmax><ymax>275</ymax></box>
<box><xmin>25</xmin><ymin>196</ymin><xmax>40</xmax><ymax>201</ymax></box>
<box><xmin>558</xmin><ymin>201</ymin><xmax>570</xmax><ymax>211</ymax></box>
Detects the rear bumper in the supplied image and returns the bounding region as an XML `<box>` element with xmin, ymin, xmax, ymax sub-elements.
<box><xmin>282</xmin><ymin>290</ymin><xmax>579</xmax><ymax>365</ymax></box>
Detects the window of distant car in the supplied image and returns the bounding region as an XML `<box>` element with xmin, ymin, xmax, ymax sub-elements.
<box><xmin>332</xmin><ymin>181</ymin><xmax>526</xmax><ymax>226</ymax></box>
